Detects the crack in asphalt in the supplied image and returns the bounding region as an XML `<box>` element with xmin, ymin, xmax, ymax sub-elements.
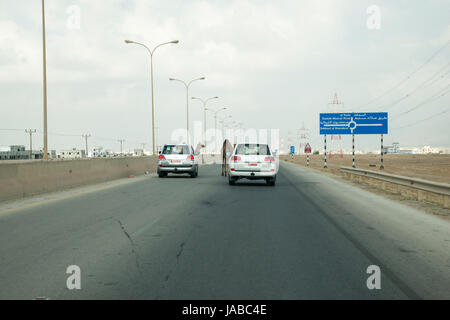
<box><xmin>117</xmin><ymin>220</ymin><xmax>141</xmax><ymax>273</ymax></box>
<box><xmin>176</xmin><ymin>242</ymin><xmax>185</xmax><ymax>262</ymax></box>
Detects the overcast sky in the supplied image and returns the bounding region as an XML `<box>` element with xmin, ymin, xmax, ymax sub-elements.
<box><xmin>0</xmin><ymin>0</ymin><xmax>449</xmax><ymax>153</ymax></box>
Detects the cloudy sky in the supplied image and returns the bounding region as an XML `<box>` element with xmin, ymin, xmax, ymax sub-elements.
<box><xmin>0</xmin><ymin>0</ymin><xmax>449</xmax><ymax>153</ymax></box>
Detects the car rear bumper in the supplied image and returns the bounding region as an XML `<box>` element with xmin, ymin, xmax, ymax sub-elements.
<box><xmin>158</xmin><ymin>164</ymin><xmax>196</xmax><ymax>173</ymax></box>
<box><xmin>228</xmin><ymin>170</ymin><xmax>277</xmax><ymax>179</ymax></box>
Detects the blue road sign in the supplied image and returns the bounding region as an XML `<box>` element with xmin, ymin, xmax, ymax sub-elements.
<box><xmin>290</xmin><ymin>146</ymin><xmax>295</xmax><ymax>155</ymax></box>
<box><xmin>320</xmin><ymin>112</ymin><xmax>388</xmax><ymax>135</ymax></box>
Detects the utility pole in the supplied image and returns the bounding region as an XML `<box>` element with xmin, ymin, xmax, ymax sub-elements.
<box><xmin>82</xmin><ymin>134</ymin><xmax>91</xmax><ymax>158</ymax></box>
<box><xmin>118</xmin><ymin>139</ymin><xmax>125</xmax><ymax>155</ymax></box>
<box><xmin>25</xmin><ymin>129</ymin><xmax>36</xmax><ymax>159</ymax></box>
<box><xmin>41</xmin><ymin>0</ymin><xmax>49</xmax><ymax>160</ymax></box>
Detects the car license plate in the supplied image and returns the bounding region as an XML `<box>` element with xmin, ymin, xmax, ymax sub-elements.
<box><xmin>171</xmin><ymin>160</ymin><xmax>181</xmax><ymax>163</ymax></box>
<box><xmin>248</xmin><ymin>163</ymin><xmax>258</xmax><ymax>166</ymax></box>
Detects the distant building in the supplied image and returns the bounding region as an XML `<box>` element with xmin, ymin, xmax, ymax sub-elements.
<box><xmin>382</xmin><ymin>142</ymin><xmax>400</xmax><ymax>154</ymax></box>
<box><xmin>0</xmin><ymin>145</ymin><xmax>55</xmax><ymax>160</ymax></box>
<box><xmin>57</xmin><ymin>148</ymin><xmax>86</xmax><ymax>159</ymax></box>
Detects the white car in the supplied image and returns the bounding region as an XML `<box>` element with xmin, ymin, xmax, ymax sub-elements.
<box><xmin>157</xmin><ymin>144</ymin><xmax>199</xmax><ymax>178</ymax></box>
<box><xmin>228</xmin><ymin>143</ymin><xmax>278</xmax><ymax>186</ymax></box>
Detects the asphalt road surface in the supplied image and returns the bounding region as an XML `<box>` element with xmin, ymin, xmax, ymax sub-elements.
<box><xmin>0</xmin><ymin>162</ymin><xmax>449</xmax><ymax>299</ymax></box>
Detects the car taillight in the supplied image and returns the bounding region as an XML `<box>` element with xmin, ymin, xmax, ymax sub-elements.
<box><xmin>158</xmin><ymin>155</ymin><xmax>166</xmax><ymax>160</ymax></box>
<box><xmin>187</xmin><ymin>155</ymin><xmax>194</xmax><ymax>160</ymax></box>
<box><xmin>264</xmin><ymin>156</ymin><xmax>275</xmax><ymax>162</ymax></box>
<box><xmin>232</xmin><ymin>156</ymin><xmax>241</xmax><ymax>161</ymax></box>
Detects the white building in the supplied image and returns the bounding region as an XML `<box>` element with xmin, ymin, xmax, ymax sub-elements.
<box><xmin>90</xmin><ymin>146</ymin><xmax>115</xmax><ymax>158</ymax></box>
<box><xmin>383</xmin><ymin>142</ymin><xmax>400</xmax><ymax>154</ymax></box>
<box><xmin>58</xmin><ymin>148</ymin><xmax>86</xmax><ymax>159</ymax></box>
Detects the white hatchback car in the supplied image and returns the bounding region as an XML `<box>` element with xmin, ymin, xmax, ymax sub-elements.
<box><xmin>228</xmin><ymin>143</ymin><xmax>278</xmax><ymax>186</ymax></box>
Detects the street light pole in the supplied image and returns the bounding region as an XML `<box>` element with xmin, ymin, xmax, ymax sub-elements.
<box><xmin>124</xmin><ymin>39</ymin><xmax>179</xmax><ymax>155</ymax></box>
<box><xmin>169</xmin><ymin>77</ymin><xmax>205</xmax><ymax>145</ymax></box>
<box><xmin>25</xmin><ymin>129</ymin><xmax>36</xmax><ymax>159</ymax></box>
<box><xmin>192</xmin><ymin>96</ymin><xmax>218</xmax><ymax>151</ymax></box>
<box><xmin>219</xmin><ymin>116</ymin><xmax>233</xmax><ymax>140</ymax></box>
<box><xmin>209</xmin><ymin>107</ymin><xmax>227</xmax><ymax>154</ymax></box>
<box><xmin>41</xmin><ymin>0</ymin><xmax>49</xmax><ymax>160</ymax></box>
<box><xmin>155</xmin><ymin>126</ymin><xmax>159</xmax><ymax>153</ymax></box>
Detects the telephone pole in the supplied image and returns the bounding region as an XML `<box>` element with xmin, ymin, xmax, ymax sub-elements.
<box><xmin>82</xmin><ymin>134</ymin><xmax>91</xmax><ymax>157</ymax></box>
<box><xmin>118</xmin><ymin>139</ymin><xmax>125</xmax><ymax>155</ymax></box>
<box><xmin>25</xmin><ymin>129</ymin><xmax>36</xmax><ymax>159</ymax></box>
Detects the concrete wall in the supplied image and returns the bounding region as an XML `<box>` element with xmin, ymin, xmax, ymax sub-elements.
<box><xmin>0</xmin><ymin>156</ymin><xmax>157</xmax><ymax>202</ymax></box>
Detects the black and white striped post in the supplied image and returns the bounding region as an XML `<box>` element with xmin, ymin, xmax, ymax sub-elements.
<box><xmin>380</xmin><ymin>134</ymin><xmax>384</xmax><ymax>169</ymax></box>
<box><xmin>352</xmin><ymin>133</ymin><xmax>355</xmax><ymax>168</ymax></box>
<box><xmin>307</xmin><ymin>154</ymin><xmax>310</xmax><ymax>167</ymax></box>
<box><xmin>323</xmin><ymin>134</ymin><xmax>327</xmax><ymax>168</ymax></box>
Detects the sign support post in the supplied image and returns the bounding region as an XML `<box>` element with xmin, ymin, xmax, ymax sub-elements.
<box><xmin>304</xmin><ymin>143</ymin><xmax>312</xmax><ymax>167</ymax></box>
<box><xmin>380</xmin><ymin>134</ymin><xmax>384</xmax><ymax>169</ymax></box>
<box><xmin>320</xmin><ymin>112</ymin><xmax>388</xmax><ymax>170</ymax></box>
<box><xmin>352</xmin><ymin>133</ymin><xmax>355</xmax><ymax>168</ymax></box>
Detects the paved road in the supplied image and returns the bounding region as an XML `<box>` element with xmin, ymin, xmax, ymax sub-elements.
<box><xmin>0</xmin><ymin>162</ymin><xmax>449</xmax><ymax>299</ymax></box>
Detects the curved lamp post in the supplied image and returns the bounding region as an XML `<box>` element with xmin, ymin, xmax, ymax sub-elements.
<box><xmin>207</xmin><ymin>107</ymin><xmax>227</xmax><ymax>153</ymax></box>
<box><xmin>124</xmin><ymin>39</ymin><xmax>179</xmax><ymax>155</ymax></box>
<box><xmin>192</xmin><ymin>96</ymin><xmax>218</xmax><ymax>153</ymax></box>
<box><xmin>169</xmin><ymin>77</ymin><xmax>205</xmax><ymax>145</ymax></box>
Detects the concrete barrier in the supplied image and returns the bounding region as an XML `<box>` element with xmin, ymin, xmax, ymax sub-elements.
<box><xmin>340</xmin><ymin>166</ymin><xmax>450</xmax><ymax>208</ymax></box>
<box><xmin>0</xmin><ymin>156</ymin><xmax>157</xmax><ymax>202</ymax></box>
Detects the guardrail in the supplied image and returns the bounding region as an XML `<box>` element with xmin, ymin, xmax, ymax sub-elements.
<box><xmin>340</xmin><ymin>167</ymin><xmax>450</xmax><ymax>196</ymax></box>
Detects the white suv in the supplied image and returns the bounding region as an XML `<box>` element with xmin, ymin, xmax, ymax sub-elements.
<box><xmin>157</xmin><ymin>144</ymin><xmax>199</xmax><ymax>178</ymax></box>
<box><xmin>228</xmin><ymin>143</ymin><xmax>278</xmax><ymax>186</ymax></box>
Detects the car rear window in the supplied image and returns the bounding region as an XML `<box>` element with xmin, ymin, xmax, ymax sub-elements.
<box><xmin>235</xmin><ymin>144</ymin><xmax>271</xmax><ymax>155</ymax></box>
<box><xmin>162</xmin><ymin>145</ymin><xmax>190</xmax><ymax>155</ymax></box>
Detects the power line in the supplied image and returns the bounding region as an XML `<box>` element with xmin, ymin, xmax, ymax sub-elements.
<box><xmin>360</xmin><ymin>39</ymin><xmax>450</xmax><ymax>109</ymax></box>
<box><xmin>392</xmin><ymin>106</ymin><xmax>450</xmax><ymax>130</ymax></box>
<box><xmin>1</xmin><ymin>128</ymin><xmax>146</xmax><ymax>149</ymax></box>
<box><xmin>373</xmin><ymin>62</ymin><xmax>450</xmax><ymax>111</ymax></box>
<box><xmin>391</xmin><ymin>83</ymin><xmax>450</xmax><ymax>119</ymax></box>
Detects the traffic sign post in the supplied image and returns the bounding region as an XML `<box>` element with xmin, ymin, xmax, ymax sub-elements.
<box><xmin>323</xmin><ymin>135</ymin><xmax>327</xmax><ymax>168</ymax></box>
<box><xmin>320</xmin><ymin>112</ymin><xmax>388</xmax><ymax>169</ymax></box>
<box><xmin>304</xmin><ymin>143</ymin><xmax>311</xmax><ymax>167</ymax></box>
<box><xmin>290</xmin><ymin>145</ymin><xmax>295</xmax><ymax>159</ymax></box>
<box><xmin>320</xmin><ymin>112</ymin><xmax>388</xmax><ymax>135</ymax></box>
<box><xmin>380</xmin><ymin>134</ymin><xmax>384</xmax><ymax>169</ymax></box>
<box><xmin>352</xmin><ymin>134</ymin><xmax>355</xmax><ymax>168</ymax></box>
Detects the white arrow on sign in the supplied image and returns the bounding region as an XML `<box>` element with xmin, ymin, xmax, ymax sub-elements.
<box><xmin>324</xmin><ymin>117</ymin><xmax>383</xmax><ymax>133</ymax></box>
